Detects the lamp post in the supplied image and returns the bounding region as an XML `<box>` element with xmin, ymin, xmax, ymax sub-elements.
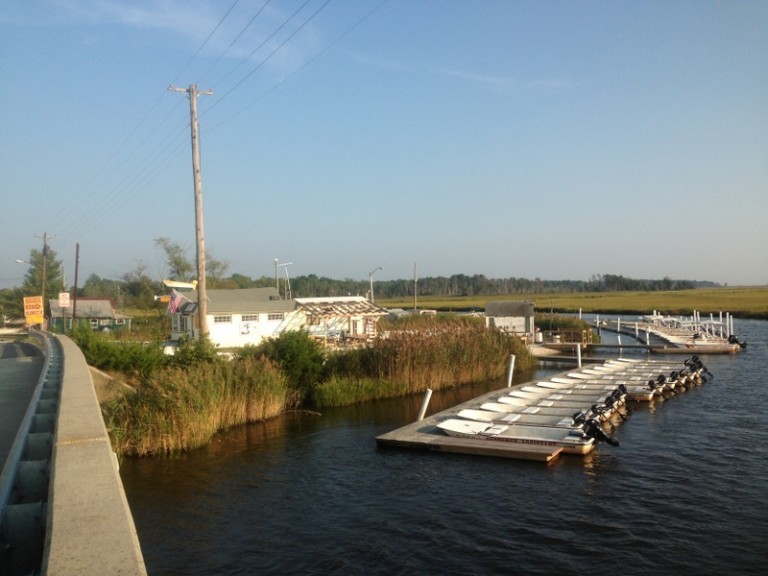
<box><xmin>368</xmin><ymin>267</ymin><xmax>383</xmax><ymax>303</ymax></box>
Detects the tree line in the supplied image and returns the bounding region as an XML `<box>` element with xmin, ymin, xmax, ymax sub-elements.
<box><xmin>0</xmin><ymin>238</ymin><xmax>715</xmax><ymax>320</ymax></box>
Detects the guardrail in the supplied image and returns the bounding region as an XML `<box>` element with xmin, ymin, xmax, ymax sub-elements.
<box><xmin>0</xmin><ymin>330</ymin><xmax>59</xmax><ymax>575</ymax></box>
<box><xmin>0</xmin><ymin>332</ymin><xmax>146</xmax><ymax>575</ymax></box>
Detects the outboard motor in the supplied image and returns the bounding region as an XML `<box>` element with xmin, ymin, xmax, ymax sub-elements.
<box><xmin>605</xmin><ymin>393</ymin><xmax>628</xmax><ymax>421</ymax></box>
<box><xmin>590</xmin><ymin>402</ymin><xmax>609</xmax><ymax>419</ymax></box>
<box><xmin>583</xmin><ymin>418</ymin><xmax>620</xmax><ymax>447</ymax></box>
<box><xmin>728</xmin><ymin>335</ymin><xmax>747</xmax><ymax>349</ymax></box>
<box><xmin>669</xmin><ymin>370</ymin><xmax>685</xmax><ymax>389</ymax></box>
<box><xmin>572</xmin><ymin>411</ymin><xmax>588</xmax><ymax>427</ymax></box>
<box><xmin>647</xmin><ymin>379</ymin><xmax>663</xmax><ymax>394</ymax></box>
<box><xmin>657</xmin><ymin>374</ymin><xmax>676</xmax><ymax>395</ymax></box>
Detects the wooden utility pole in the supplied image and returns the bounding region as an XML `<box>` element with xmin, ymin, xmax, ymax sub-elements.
<box><xmin>34</xmin><ymin>231</ymin><xmax>54</xmax><ymax>329</ymax></box>
<box><xmin>72</xmin><ymin>243</ymin><xmax>80</xmax><ymax>326</ymax></box>
<box><xmin>168</xmin><ymin>84</ymin><xmax>213</xmax><ymax>337</ymax></box>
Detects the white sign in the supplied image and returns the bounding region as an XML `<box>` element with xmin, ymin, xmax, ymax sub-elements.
<box><xmin>58</xmin><ymin>292</ymin><xmax>71</xmax><ymax>308</ymax></box>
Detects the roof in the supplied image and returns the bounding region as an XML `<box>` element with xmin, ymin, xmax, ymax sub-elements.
<box><xmin>49</xmin><ymin>299</ymin><xmax>120</xmax><ymax>319</ymax></box>
<box><xmin>485</xmin><ymin>300</ymin><xmax>535</xmax><ymax>317</ymax></box>
<box><xmin>185</xmin><ymin>287</ymin><xmax>295</xmax><ymax>315</ymax></box>
<box><xmin>294</xmin><ymin>296</ymin><xmax>389</xmax><ymax>319</ymax></box>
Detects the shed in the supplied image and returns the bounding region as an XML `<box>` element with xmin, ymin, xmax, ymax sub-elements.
<box><xmin>484</xmin><ymin>301</ymin><xmax>535</xmax><ymax>338</ymax></box>
<box><xmin>48</xmin><ymin>298</ymin><xmax>132</xmax><ymax>333</ymax></box>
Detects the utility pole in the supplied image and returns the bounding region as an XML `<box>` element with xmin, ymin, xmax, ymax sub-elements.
<box><xmin>72</xmin><ymin>243</ymin><xmax>80</xmax><ymax>326</ymax></box>
<box><xmin>34</xmin><ymin>231</ymin><xmax>55</xmax><ymax>330</ymax></box>
<box><xmin>413</xmin><ymin>263</ymin><xmax>418</xmax><ymax>311</ymax></box>
<box><xmin>169</xmin><ymin>84</ymin><xmax>213</xmax><ymax>337</ymax></box>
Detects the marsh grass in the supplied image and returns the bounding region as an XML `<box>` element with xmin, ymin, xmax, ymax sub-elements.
<box><xmin>315</xmin><ymin>318</ymin><xmax>534</xmax><ymax>408</ymax></box>
<box><xmin>104</xmin><ymin>356</ymin><xmax>287</xmax><ymax>456</ymax></box>
<box><xmin>379</xmin><ymin>286</ymin><xmax>768</xmax><ymax>319</ymax></box>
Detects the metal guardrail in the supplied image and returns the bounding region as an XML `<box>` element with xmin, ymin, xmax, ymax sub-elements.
<box><xmin>0</xmin><ymin>330</ymin><xmax>61</xmax><ymax>575</ymax></box>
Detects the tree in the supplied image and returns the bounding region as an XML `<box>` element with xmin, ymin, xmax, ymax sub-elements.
<box><xmin>154</xmin><ymin>237</ymin><xmax>195</xmax><ymax>281</ymax></box>
<box><xmin>20</xmin><ymin>247</ymin><xmax>65</xmax><ymax>317</ymax></box>
<box><xmin>0</xmin><ymin>287</ymin><xmax>25</xmax><ymax>321</ymax></box>
<box><xmin>206</xmin><ymin>252</ymin><xmax>230</xmax><ymax>288</ymax></box>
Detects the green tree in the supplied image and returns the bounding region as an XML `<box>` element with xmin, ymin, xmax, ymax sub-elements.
<box><xmin>0</xmin><ymin>287</ymin><xmax>25</xmax><ymax>322</ymax></box>
<box><xmin>20</xmin><ymin>247</ymin><xmax>65</xmax><ymax>317</ymax></box>
<box><xmin>155</xmin><ymin>237</ymin><xmax>195</xmax><ymax>281</ymax></box>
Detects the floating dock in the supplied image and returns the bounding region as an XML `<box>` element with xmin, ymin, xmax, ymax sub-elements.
<box><xmin>376</xmin><ymin>385</ymin><xmax>564</xmax><ymax>463</ymax></box>
<box><xmin>376</xmin><ymin>357</ymin><xmax>705</xmax><ymax>463</ymax></box>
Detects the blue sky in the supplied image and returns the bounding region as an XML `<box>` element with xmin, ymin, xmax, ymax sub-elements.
<box><xmin>2</xmin><ymin>0</ymin><xmax>766</xmax><ymax>290</ymax></box>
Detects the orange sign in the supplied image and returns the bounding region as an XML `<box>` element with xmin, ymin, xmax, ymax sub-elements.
<box><xmin>23</xmin><ymin>296</ymin><xmax>44</xmax><ymax>325</ymax></box>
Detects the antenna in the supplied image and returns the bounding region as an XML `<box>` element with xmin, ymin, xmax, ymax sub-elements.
<box><xmin>277</xmin><ymin>261</ymin><xmax>293</xmax><ymax>299</ymax></box>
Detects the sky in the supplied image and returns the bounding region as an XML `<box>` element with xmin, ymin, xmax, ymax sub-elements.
<box><xmin>1</xmin><ymin>0</ymin><xmax>767</xmax><ymax>290</ymax></box>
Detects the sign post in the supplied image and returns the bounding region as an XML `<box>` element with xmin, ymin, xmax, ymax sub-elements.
<box><xmin>59</xmin><ymin>292</ymin><xmax>70</xmax><ymax>333</ymax></box>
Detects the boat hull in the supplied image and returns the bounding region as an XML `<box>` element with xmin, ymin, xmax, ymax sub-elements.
<box><xmin>437</xmin><ymin>418</ymin><xmax>594</xmax><ymax>455</ymax></box>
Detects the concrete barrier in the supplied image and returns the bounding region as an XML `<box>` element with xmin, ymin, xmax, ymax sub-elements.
<box><xmin>42</xmin><ymin>335</ymin><xmax>146</xmax><ymax>575</ymax></box>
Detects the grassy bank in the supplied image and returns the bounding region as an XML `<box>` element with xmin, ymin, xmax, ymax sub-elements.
<box><xmin>88</xmin><ymin>316</ymin><xmax>535</xmax><ymax>456</ymax></box>
<box><xmin>104</xmin><ymin>357</ymin><xmax>288</xmax><ymax>456</ymax></box>
<box><xmin>379</xmin><ymin>286</ymin><xmax>768</xmax><ymax>319</ymax></box>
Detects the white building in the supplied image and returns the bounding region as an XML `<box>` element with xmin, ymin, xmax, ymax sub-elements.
<box><xmin>169</xmin><ymin>288</ymin><xmax>387</xmax><ymax>349</ymax></box>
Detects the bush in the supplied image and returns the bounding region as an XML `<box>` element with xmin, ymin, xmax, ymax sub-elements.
<box><xmin>245</xmin><ymin>330</ymin><xmax>326</xmax><ymax>407</ymax></box>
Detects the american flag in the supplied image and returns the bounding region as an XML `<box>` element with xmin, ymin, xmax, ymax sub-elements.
<box><xmin>168</xmin><ymin>290</ymin><xmax>186</xmax><ymax>314</ymax></box>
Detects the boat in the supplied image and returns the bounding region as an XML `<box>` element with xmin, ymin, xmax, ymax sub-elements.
<box><xmin>506</xmin><ymin>388</ymin><xmax>624</xmax><ymax>406</ymax></box>
<box><xmin>481</xmin><ymin>401</ymin><xmax>611</xmax><ymax>421</ymax></box>
<box><xmin>457</xmin><ymin>408</ymin><xmax>585</xmax><ymax>429</ymax></box>
<box><xmin>538</xmin><ymin>379</ymin><xmax>657</xmax><ymax>403</ymax></box>
<box><xmin>436</xmin><ymin>418</ymin><xmax>618</xmax><ymax>455</ymax></box>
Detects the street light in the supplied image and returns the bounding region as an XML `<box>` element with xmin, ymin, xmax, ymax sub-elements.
<box><xmin>368</xmin><ymin>267</ymin><xmax>383</xmax><ymax>303</ymax></box>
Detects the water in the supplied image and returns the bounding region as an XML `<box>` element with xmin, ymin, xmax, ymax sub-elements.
<box><xmin>121</xmin><ymin>319</ymin><xmax>768</xmax><ymax>575</ymax></box>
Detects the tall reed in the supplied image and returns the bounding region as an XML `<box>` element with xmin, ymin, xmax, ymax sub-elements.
<box><xmin>315</xmin><ymin>319</ymin><xmax>534</xmax><ymax>407</ymax></box>
<box><xmin>104</xmin><ymin>356</ymin><xmax>287</xmax><ymax>456</ymax></box>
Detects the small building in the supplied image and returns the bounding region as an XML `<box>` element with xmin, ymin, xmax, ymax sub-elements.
<box><xmin>170</xmin><ymin>287</ymin><xmax>294</xmax><ymax>348</ymax></box>
<box><xmin>168</xmin><ymin>289</ymin><xmax>388</xmax><ymax>349</ymax></box>
<box><xmin>48</xmin><ymin>298</ymin><xmax>132</xmax><ymax>333</ymax></box>
<box><xmin>485</xmin><ymin>301</ymin><xmax>535</xmax><ymax>341</ymax></box>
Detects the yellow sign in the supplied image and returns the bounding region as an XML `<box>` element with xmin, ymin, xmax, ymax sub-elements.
<box><xmin>23</xmin><ymin>296</ymin><xmax>44</xmax><ymax>325</ymax></box>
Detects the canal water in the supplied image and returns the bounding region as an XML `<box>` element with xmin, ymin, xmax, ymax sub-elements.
<box><xmin>120</xmin><ymin>319</ymin><xmax>768</xmax><ymax>575</ymax></box>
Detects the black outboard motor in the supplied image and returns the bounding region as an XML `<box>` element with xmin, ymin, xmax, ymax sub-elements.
<box><xmin>583</xmin><ymin>418</ymin><xmax>620</xmax><ymax>447</ymax></box>
<box><xmin>605</xmin><ymin>393</ymin><xmax>629</xmax><ymax>421</ymax></box>
<box><xmin>572</xmin><ymin>411</ymin><xmax>588</xmax><ymax>427</ymax></box>
<box><xmin>685</xmin><ymin>355</ymin><xmax>713</xmax><ymax>381</ymax></box>
<box><xmin>728</xmin><ymin>334</ymin><xmax>747</xmax><ymax>349</ymax></box>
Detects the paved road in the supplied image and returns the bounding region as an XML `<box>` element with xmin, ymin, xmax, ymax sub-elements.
<box><xmin>0</xmin><ymin>340</ymin><xmax>44</xmax><ymax>467</ymax></box>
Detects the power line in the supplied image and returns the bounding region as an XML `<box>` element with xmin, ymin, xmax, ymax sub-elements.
<box><xmin>197</xmin><ymin>0</ymin><xmax>273</xmax><ymax>85</ymax></box>
<box><xmin>210</xmin><ymin>0</ymin><xmax>389</xmax><ymax>130</ymax></box>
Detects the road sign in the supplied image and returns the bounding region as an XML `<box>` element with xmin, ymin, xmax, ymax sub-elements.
<box><xmin>23</xmin><ymin>296</ymin><xmax>44</xmax><ymax>325</ymax></box>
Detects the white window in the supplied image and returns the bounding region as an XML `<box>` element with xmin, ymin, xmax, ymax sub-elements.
<box><xmin>214</xmin><ymin>315</ymin><xmax>232</xmax><ymax>323</ymax></box>
<box><xmin>242</xmin><ymin>314</ymin><xmax>259</xmax><ymax>322</ymax></box>
<box><xmin>268</xmin><ymin>313</ymin><xmax>284</xmax><ymax>321</ymax></box>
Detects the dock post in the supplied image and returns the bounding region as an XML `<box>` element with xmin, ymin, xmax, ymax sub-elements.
<box><xmin>506</xmin><ymin>354</ymin><xmax>516</xmax><ymax>387</ymax></box>
<box><xmin>575</xmin><ymin>344</ymin><xmax>582</xmax><ymax>367</ymax></box>
<box><xmin>417</xmin><ymin>389</ymin><xmax>433</xmax><ymax>421</ymax></box>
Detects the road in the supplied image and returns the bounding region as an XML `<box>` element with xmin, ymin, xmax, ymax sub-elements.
<box><xmin>0</xmin><ymin>339</ymin><xmax>44</xmax><ymax>467</ymax></box>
